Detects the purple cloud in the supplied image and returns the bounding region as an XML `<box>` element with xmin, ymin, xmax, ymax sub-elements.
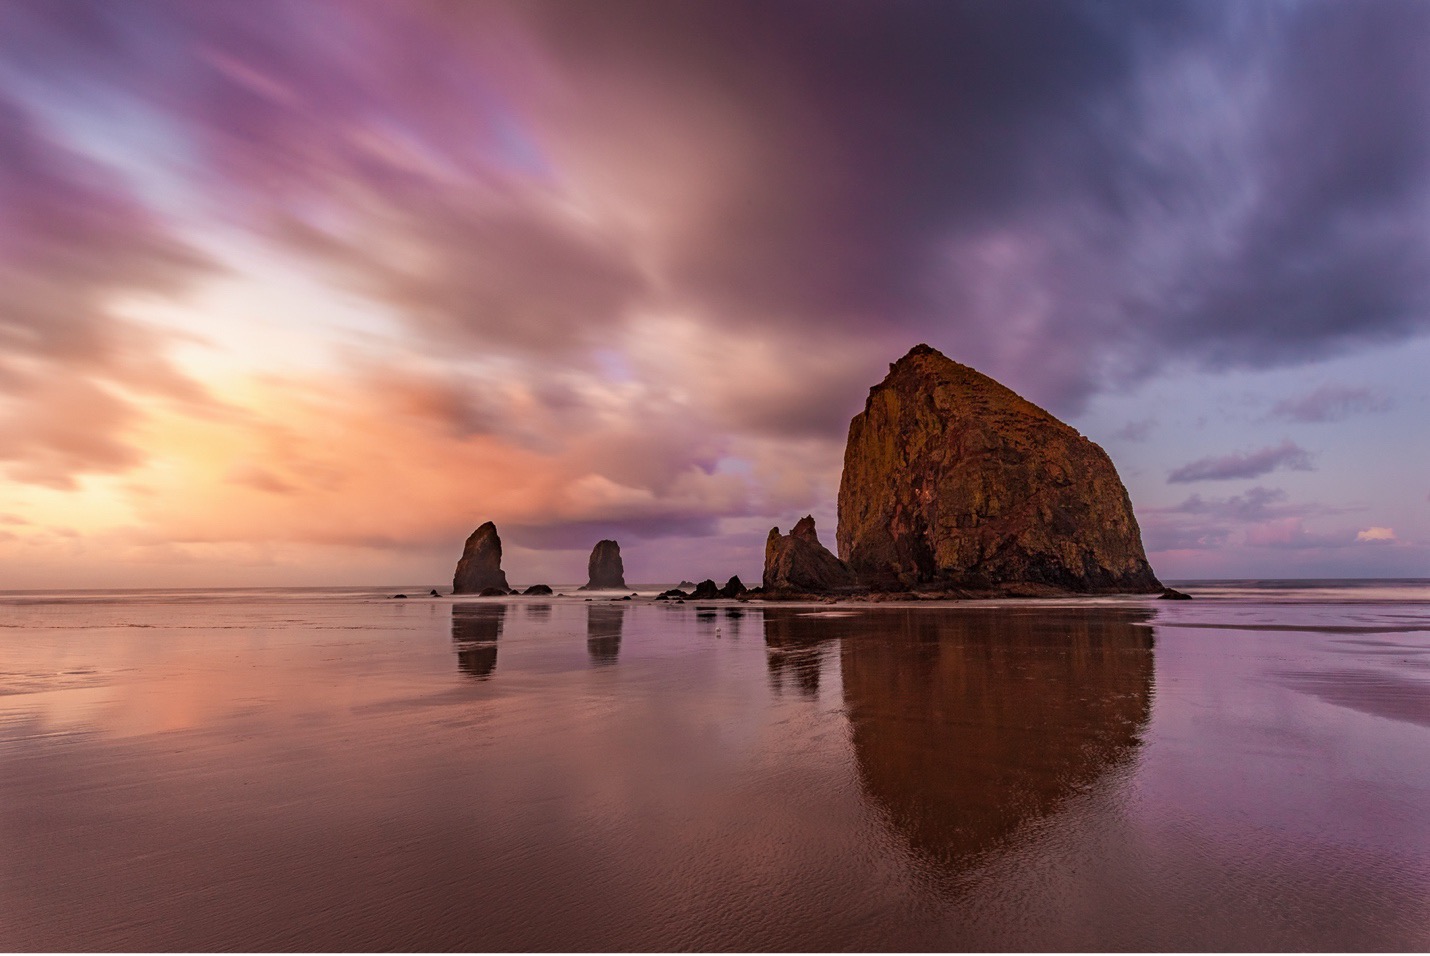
<box><xmin>1270</xmin><ymin>385</ymin><xmax>1390</xmax><ymax>423</ymax></box>
<box><xmin>1168</xmin><ymin>440</ymin><xmax>1314</xmax><ymax>483</ymax></box>
<box><xmin>5</xmin><ymin>0</ymin><xmax>1430</xmax><ymax>570</ymax></box>
<box><xmin>1114</xmin><ymin>418</ymin><xmax>1157</xmax><ymax>442</ymax></box>
<box><xmin>0</xmin><ymin>93</ymin><xmax>213</xmax><ymax>487</ymax></box>
<box><xmin>1245</xmin><ymin>519</ymin><xmax>1360</xmax><ymax>550</ymax></box>
<box><xmin>9</xmin><ymin>0</ymin><xmax>1430</xmax><ymax>421</ymax></box>
<box><xmin>1166</xmin><ymin>486</ymin><xmax>1291</xmax><ymax>521</ymax></box>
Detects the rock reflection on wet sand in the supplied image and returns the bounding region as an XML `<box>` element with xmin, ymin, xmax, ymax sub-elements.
<box><xmin>451</xmin><ymin>602</ymin><xmax>504</xmax><ymax>679</ymax></box>
<box><xmin>587</xmin><ymin>603</ymin><xmax>624</xmax><ymax>665</ymax></box>
<box><xmin>1</xmin><ymin>592</ymin><xmax>1427</xmax><ymax>951</ymax></box>
<box><xmin>854</xmin><ymin>609</ymin><xmax>1151</xmax><ymax>867</ymax></box>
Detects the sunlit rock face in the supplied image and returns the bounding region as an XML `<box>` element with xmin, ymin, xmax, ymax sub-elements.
<box><xmin>582</xmin><ymin>540</ymin><xmax>626</xmax><ymax>590</ymax></box>
<box><xmin>763</xmin><ymin>516</ymin><xmax>859</xmax><ymax>593</ymax></box>
<box><xmin>452</xmin><ymin>521</ymin><xmax>510</xmax><ymax>594</ymax></box>
<box><xmin>837</xmin><ymin>345</ymin><xmax>1162</xmax><ymax>592</ymax></box>
<box><xmin>837</xmin><ymin>607</ymin><xmax>1154</xmax><ymax>868</ymax></box>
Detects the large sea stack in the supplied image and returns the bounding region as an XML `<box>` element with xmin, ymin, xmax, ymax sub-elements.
<box><xmin>581</xmin><ymin>540</ymin><xmax>626</xmax><ymax>590</ymax></box>
<box><xmin>836</xmin><ymin>345</ymin><xmax>1161</xmax><ymax>593</ymax></box>
<box><xmin>764</xmin><ymin>516</ymin><xmax>860</xmax><ymax>593</ymax></box>
<box><xmin>452</xmin><ymin>521</ymin><xmax>510</xmax><ymax>594</ymax></box>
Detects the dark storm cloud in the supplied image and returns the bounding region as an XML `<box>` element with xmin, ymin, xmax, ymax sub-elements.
<box><xmin>510</xmin><ymin>0</ymin><xmax>1430</xmax><ymax>408</ymax></box>
<box><xmin>6</xmin><ymin>0</ymin><xmax>1430</xmax><ymax>487</ymax></box>
<box><xmin>1168</xmin><ymin>439</ymin><xmax>1313</xmax><ymax>484</ymax></box>
<box><xmin>516</xmin><ymin>0</ymin><xmax>1200</xmax><ymax>320</ymax></box>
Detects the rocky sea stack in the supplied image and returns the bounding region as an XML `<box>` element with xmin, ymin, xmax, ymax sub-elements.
<box><xmin>764</xmin><ymin>516</ymin><xmax>860</xmax><ymax>594</ymax></box>
<box><xmin>837</xmin><ymin>345</ymin><xmax>1161</xmax><ymax>593</ymax></box>
<box><xmin>452</xmin><ymin>521</ymin><xmax>510</xmax><ymax>594</ymax></box>
<box><xmin>582</xmin><ymin>539</ymin><xmax>626</xmax><ymax>590</ymax></box>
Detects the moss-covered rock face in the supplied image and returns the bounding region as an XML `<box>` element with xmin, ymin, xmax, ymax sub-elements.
<box><xmin>836</xmin><ymin>345</ymin><xmax>1162</xmax><ymax>593</ymax></box>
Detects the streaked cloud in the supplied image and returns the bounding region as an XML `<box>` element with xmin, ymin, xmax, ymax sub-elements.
<box><xmin>1168</xmin><ymin>440</ymin><xmax>1313</xmax><ymax>484</ymax></box>
<box><xmin>0</xmin><ymin>93</ymin><xmax>215</xmax><ymax>489</ymax></box>
<box><xmin>1270</xmin><ymin>385</ymin><xmax>1389</xmax><ymax>423</ymax></box>
<box><xmin>2</xmin><ymin>0</ymin><xmax>1429</xmax><ymax>582</ymax></box>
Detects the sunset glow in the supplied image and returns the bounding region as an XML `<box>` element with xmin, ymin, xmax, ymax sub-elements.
<box><xmin>2</xmin><ymin>0</ymin><xmax>1428</xmax><ymax>587</ymax></box>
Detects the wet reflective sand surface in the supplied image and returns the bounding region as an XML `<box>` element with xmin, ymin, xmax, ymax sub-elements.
<box><xmin>2</xmin><ymin>586</ymin><xmax>1428</xmax><ymax>950</ymax></box>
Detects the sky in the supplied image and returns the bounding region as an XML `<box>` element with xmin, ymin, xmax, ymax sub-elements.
<box><xmin>0</xmin><ymin>0</ymin><xmax>1427</xmax><ymax>588</ymax></box>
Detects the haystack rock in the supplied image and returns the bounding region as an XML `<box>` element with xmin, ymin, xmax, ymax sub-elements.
<box><xmin>581</xmin><ymin>539</ymin><xmax>626</xmax><ymax>590</ymax></box>
<box><xmin>836</xmin><ymin>345</ymin><xmax>1162</xmax><ymax>593</ymax></box>
<box><xmin>764</xmin><ymin>516</ymin><xmax>860</xmax><ymax>593</ymax></box>
<box><xmin>452</xmin><ymin>521</ymin><xmax>510</xmax><ymax>594</ymax></box>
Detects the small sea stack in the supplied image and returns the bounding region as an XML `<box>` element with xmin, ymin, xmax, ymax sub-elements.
<box><xmin>452</xmin><ymin>521</ymin><xmax>511</xmax><ymax>594</ymax></box>
<box><xmin>764</xmin><ymin>516</ymin><xmax>860</xmax><ymax>594</ymax></box>
<box><xmin>581</xmin><ymin>539</ymin><xmax>626</xmax><ymax>590</ymax></box>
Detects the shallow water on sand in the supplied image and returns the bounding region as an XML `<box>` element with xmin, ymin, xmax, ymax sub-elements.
<box><xmin>2</xmin><ymin>583</ymin><xmax>1428</xmax><ymax>950</ymax></box>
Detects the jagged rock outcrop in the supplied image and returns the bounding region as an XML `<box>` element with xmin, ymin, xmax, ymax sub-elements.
<box><xmin>764</xmin><ymin>516</ymin><xmax>860</xmax><ymax>593</ymax></box>
<box><xmin>690</xmin><ymin>579</ymin><xmax>721</xmax><ymax>599</ymax></box>
<box><xmin>580</xmin><ymin>539</ymin><xmax>626</xmax><ymax>590</ymax></box>
<box><xmin>719</xmin><ymin>575</ymin><xmax>747</xmax><ymax>598</ymax></box>
<box><xmin>837</xmin><ymin>345</ymin><xmax>1162</xmax><ymax>593</ymax></box>
<box><xmin>452</xmin><ymin>521</ymin><xmax>511</xmax><ymax>594</ymax></box>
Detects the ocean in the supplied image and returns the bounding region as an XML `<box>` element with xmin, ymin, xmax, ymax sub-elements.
<box><xmin>2</xmin><ymin>581</ymin><xmax>1427</xmax><ymax>950</ymax></box>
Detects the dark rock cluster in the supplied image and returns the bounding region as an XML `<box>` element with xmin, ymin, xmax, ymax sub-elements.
<box><xmin>451</xmin><ymin>345</ymin><xmax>1164</xmax><ymax>602</ymax></box>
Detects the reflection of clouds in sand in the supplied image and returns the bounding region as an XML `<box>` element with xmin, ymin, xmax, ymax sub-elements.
<box><xmin>0</xmin><ymin>600</ymin><xmax>446</xmax><ymax>740</ymax></box>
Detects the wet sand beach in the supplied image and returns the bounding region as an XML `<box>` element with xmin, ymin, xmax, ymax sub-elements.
<box><xmin>2</xmin><ymin>583</ymin><xmax>1427</xmax><ymax>950</ymax></box>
